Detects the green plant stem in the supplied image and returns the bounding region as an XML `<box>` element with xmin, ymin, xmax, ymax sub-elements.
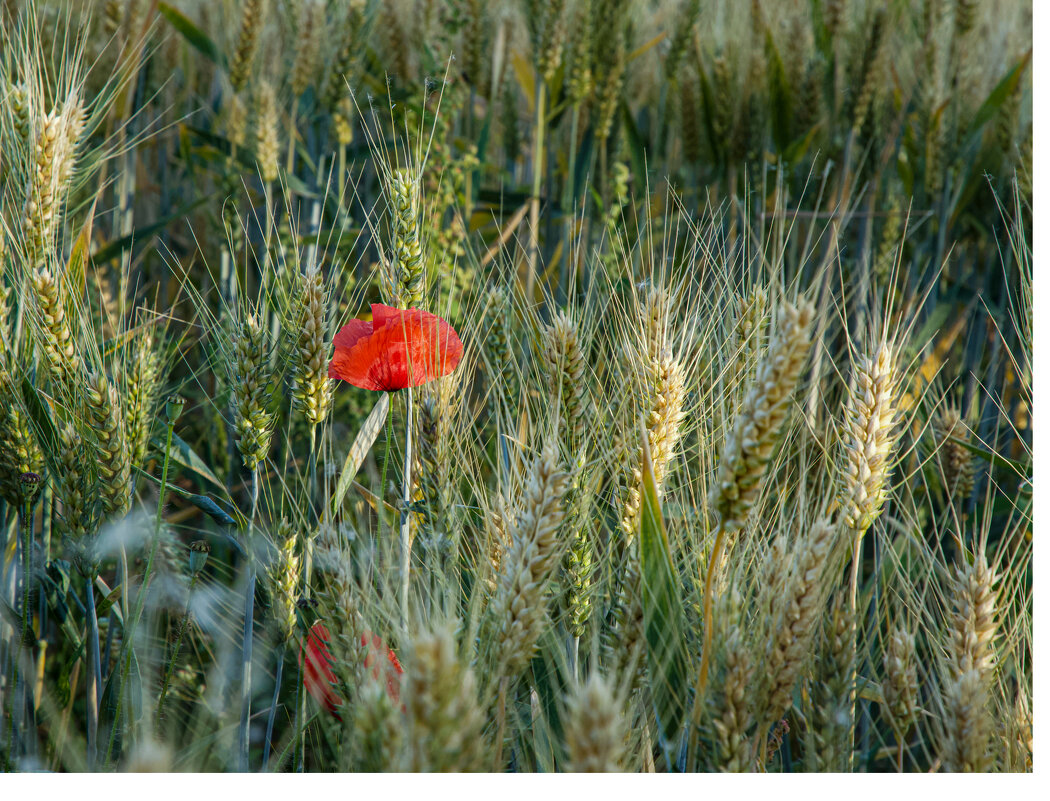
<box><xmin>262</xmin><ymin>642</ymin><xmax>285</xmax><ymax>772</ymax></box>
<box><xmin>263</xmin><ymin>181</ymin><xmax>274</xmax><ymax>261</ymax></box>
<box><xmin>239</xmin><ymin>466</ymin><xmax>260</xmax><ymax>772</ymax></box>
<box><xmin>239</xmin><ymin>566</ymin><xmax>257</xmax><ymax>771</ymax></box>
<box><xmin>156</xmin><ymin>574</ymin><xmax>199</xmax><ymax>721</ymax></box>
<box><xmin>296</xmin><ymin>424</ymin><xmax>319</xmax><ymax>772</ymax></box>
<box><xmin>379</xmin><ymin>397</ymin><xmax>394</xmax><ymax>534</ymax></box>
<box><xmin>19</xmin><ymin>491</ymin><xmax>32</xmax><ymax>671</ymax></box>
<box><xmin>7</xmin><ymin>494</ymin><xmax>34</xmax><ymax>763</ymax></box>
<box><xmin>846</xmin><ymin>527</ymin><xmax>865</xmax><ymax>772</ymax></box>
<box><xmin>38</xmin><ymin>485</ymin><xmax>51</xmax><ymax>633</ymax></box>
<box><xmin>286</xmin><ymin>108</ymin><xmax>298</xmax><ymax>178</ymax></box>
<box><xmin>526</xmin><ymin>81</ymin><xmax>547</xmax><ymax>301</ymax></box>
<box><xmin>293</xmin><ymin>656</ymin><xmax>305</xmax><ymax>772</ymax></box>
<box><xmin>687</xmin><ymin>521</ymin><xmax>727</xmax><ymax>772</ymax></box>
<box><xmin>85</xmin><ymin>573</ymin><xmax>100</xmax><ymax>770</ymax></box>
<box><xmin>492</xmin><ymin>675</ymin><xmax>508</xmax><ymax>771</ymax></box>
<box><xmin>399</xmin><ymin>385</ymin><xmax>414</xmax><ymax>631</ymax></box>
<box><xmin>104</xmin><ymin>418</ymin><xmax>175</xmax><ymax>765</ymax></box>
<box><xmin>559</xmin><ymin>103</ymin><xmax>582</xmax><ymax>303</ymax></box>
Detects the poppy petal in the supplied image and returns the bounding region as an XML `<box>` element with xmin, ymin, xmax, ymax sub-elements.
<box><xmin>333</xmin><ymin>317</ymin><xmax>373</xmax><ymax>350</ymax></box>
<box><xmin>360</xmin><ymin>629</ymin><xmax>404</xmax><ymax>705</ymax></box>
<box><xmin>369</xmin><ymin>303</ymin><xmax>402</xmax><ymax>331</ymax></box>
<box><xmin>328</xmin><ymin>304</ymin><xmax>463</xmax><ymax>391</ymax></box>
<box><xmin>328</xmin><ymin>341</ymin><xmax>385</xmax><ymax>389</ymax></box>
<box><xmin>300</xmin><ymin>623</ymin><xmax>343</xmax><ymax>717</ymax></box>
<box><xmin>367</xmin><ymin>305</ymin><xmax>464</xmax><ymax>390</ymax></box>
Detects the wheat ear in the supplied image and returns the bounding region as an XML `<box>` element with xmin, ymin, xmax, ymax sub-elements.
<box><xmin>694</xmin><ymin>300</ymin><xmax>814</xmax><ymax>709</ymax></box>
<box><xmin>229</xmin><ymin>0</ymin><xmax>265</xmax><ymax>93</ymax></box>
<box><xmin>565</xmin><ymin>672</ymin><xmax>627</xmax><ymax>772</ymax></box>
<box><xmin>760</xmin><ymin>518</ymin><xmax>836</xmax><ymax>729</ymax></box>
<box><xmin>489</xmin><ymin>440</ymin><xmax>569</xmax><ymax>676</ymax></box>
<box><xmin>84</xmin><ymin>370</ymin><xmax>132</xmax><ymax>519</ymax></box>
<box><xmin>402</xmin><ymin>623</ymin><xmax>486</xmax><ymax>772</ymax></box>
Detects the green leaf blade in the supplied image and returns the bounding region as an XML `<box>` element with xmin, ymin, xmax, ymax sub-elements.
<box><xmin>638</xmin><ymin>428</ymin><xmax>690</xmax><ymax>752</ymax></box>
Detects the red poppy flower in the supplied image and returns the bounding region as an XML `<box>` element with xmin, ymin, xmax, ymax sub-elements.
<box><xmin>362</xmin><ymin>631</ymin><xmax>404</xmax><ymax>704</ymax></box>
<box><xmin>328</xmin><ymin>304</ymin><xmax>463</xmax><ymax>391</ymax></box>
<box><xmin>301</xmin><ymin>622</ymin><xmax>342</xmax><ymax>717</ymax></box>
<box><xmin>300</xmin><ymin>622</ymin><xmax>404</xmax><ymax>717</ymax></box>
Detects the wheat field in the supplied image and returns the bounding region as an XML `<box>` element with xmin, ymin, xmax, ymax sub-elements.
<box><xmin>0</xmin><ymin>0</ymin><xmax>1032</xmax><ymax>774</ymax></box>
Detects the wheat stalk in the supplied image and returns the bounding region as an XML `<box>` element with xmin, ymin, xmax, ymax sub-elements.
<box><xmin>805</xmin><ymin>589</ymin><xmax>855</xmax><ymax>771</ymax></box>
<box><xmin>712</xmin><ymin>300</ymin><xmax>814</xmax><ymax>534</ymax></box>
<box><xmin>84</xmin><ymin>370</ymin><xmax>132</xmax><ymax>519</ymax></box>
<box><xmin>229</xmin><ymin>0</ymin><xmax>265</xmax><ymax>93</ymax></box>
<box><xmin>710</xmin><ymin>624</ymin><xmax>753</xmax><ymax>772</ymax></box>
<box><xmin>541</xmin><ymin>309</ymin><xmax>589</xmax><ymax>456</ymax></box>
<box><xmin>881</xmin><ymin>625</ymin><xmax>919</xmax><ymax>753</ymax></box>
<box><xmin>933</xmin><ymin>405</ymin><xmax>975</xmax><ymax>505</ymax></box>
<box><xmin>31</xmin><ymin>266</ymin><xmax>82</xmax><ymax>391</ymax></box>
<box><xmin>760</xmin><ymin>518</ymin><xmax>836</xmax><ymax>728</ymax></box>
<box><xmin>290</xmin><ymin>265</ymin><xmax>334</xmax><ymax>427</ymax></box>
<box><xmin>402</xmin><ymin>622</ymin><xmax>486</xmax><ymax>772</ymax></box>
<box><xmin>290</xmin><ymin>0</ymin><xmax>324</xmax><ymax>99</ymax></box>
<box><xmin>489</xmin><ymin>439</ymin><xmax>568</xmax><ymax>676</ymax></box>
<box><xmin>565</xmin><ymin>672</ymin><xmax>626</xmax><ymax>772</ymax></box>
<box><xmin>694</xmin><ymin>300</ymin><xmax>815</xmax><ymax>715</ymax></box>
<box><xmin>255</xmin><ymin>80</ymin><xmax>280</xmax><ymax>184</ymax></box>
<box><xmin>24</xmin><ymin>92</ymin><xmax>85</xmax><ymax>262</ymax></box>
<box><xmin>228</xmin><ymin>312</ymin><xmax>274</xmax><ymax>472</ymax></box>
<box><xmin>383</xmin><ymin>168</ymin><xmax>425</xmax><ymax>309</ymax></box>
<box><xmin>122</xmin><ymin>329</ymin><xmax>162</xmax><ymax>469</ymax></box>
<box><xmin>266</xmin><ymin>520</ymin><xmax>300</xmax><ymax>645</ymax></box>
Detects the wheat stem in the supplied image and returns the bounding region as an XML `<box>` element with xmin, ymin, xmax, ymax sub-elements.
<box><xmin>85</xmin><ymin>574</ymin><xmax>101</xmax><ymax>769</ymax></box>
<box><xmin>696</xmin><ymin>522</ymin><xmax>726</xmax><ymax>699</ymax></box>
<box><xmin>526</xmin><ymin>82</ymin><xmax>546</xmax><ymax>300</ymax></box>
<box><xmin>103</xmin><ymin>414</ymin><xmax>175</xmax><ymax>765</ymax></box>
<box><xmin>400</xmin><ymin>385</ymin><xmax>414</xmax><ymax>631</ymax></box>
<box><xmin>238</xmin><ymin>466</ymin><xmax>260</xmax><ymax>771</ymax></box>
<box><xmin>262</xmin><ymin>643</ymin><xmax>284</xmax><ymax>772</ymax></box>
<box><xmin>493</xmin><ymin>675</ymin><xmax>508</xmax><ymax>771</ymax></box>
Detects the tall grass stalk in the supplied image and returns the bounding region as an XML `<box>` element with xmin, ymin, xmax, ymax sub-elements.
<box><xmin>239</xmin><ymin>466</ymin><xmax>260</xmax><ymax>772</ymax></box>
<box><xmin>400</xmin><ymin>386</ymin><xmax>414</xmax><ymax>630</ymax></box>
<box><xmin>103</xmin><ymin>402</ymin><xmax>177</xmax><ymax>765</ymax></box>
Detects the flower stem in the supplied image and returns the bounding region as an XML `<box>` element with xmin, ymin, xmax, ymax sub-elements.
<box><xmin>400</xmin><ymin>385</ymin><xmax>414</xmax><ymax>630</ymax></box>
<box><xmin>156</xmin><ymin>574</ymin><xmax>199</xmax><ymax>721</ymax></box>
<box><xmin>559</xmin><ymin>103</ymin><xmax>581</xmax><ymax>304</ymax></box>
<box><xmin>379</xmin><ymin>398</ymin><xmax>394</xmax><ymax>536</ymax></box>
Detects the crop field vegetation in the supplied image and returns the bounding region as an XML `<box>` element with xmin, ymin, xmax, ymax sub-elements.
<box><xmin>0</xmin><ymin>0</ymin><xmax>1033</xmax><ymax>774</ymax></box>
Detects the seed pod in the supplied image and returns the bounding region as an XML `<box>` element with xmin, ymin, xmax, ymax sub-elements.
<box><xmin>188</xmin><ymin>540</ymin><xmax>211</xmax><ymax>576</ymax></box>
